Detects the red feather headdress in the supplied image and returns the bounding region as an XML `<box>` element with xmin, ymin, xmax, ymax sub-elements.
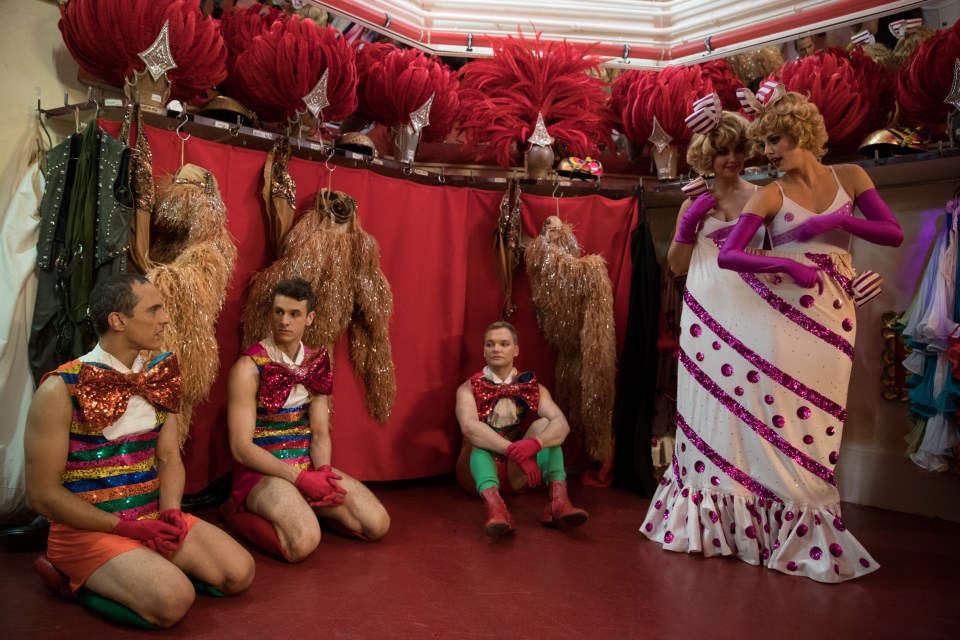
<box><xmin>356</xmin><ymin>46</ymin><xmax>460</xmax><ymax>143</ymax></box>
<box><xmin>700</xmin><ymin>60</ymin><xmax>743</xmax><ymax>112</ymax></box>
<box><xmin>59</xmin><ymin>0</ymin><xmax>226</xmax><ymax>100</ymax></box>
<box><xmin>897</xmin><ymin>21</ymin><xmax>960</xmax><ymax>128</ymax></box>
<box><xmin>770</xmin><ymin>51</ymin><xmax>874</xmax><ymax>151</ymax></box>
<box><xmin>458</xmin><ymin>33</ymin><xmax>612</xmax><ymax>169</ymax></box>
<box><xmin>845</xmin><ymin>46</ymin><xmax>896</xmax><ymax>132</ymax></box>
<box><xmin>609</xmin><ymin>70</ymin><xmax>657</xmax><ymax>134</ymax></box>
<box><xmin>219</xmin><ymin>4</ymin><xmax>286</xmax><ymax>100</ymax></box>
<box><xmin>232</xmin><ymin>16</ymin><xmax>358</xmax><ymax>123</ymax></box>
<box><xmin>621</xmin><ymin>65</ymin><xmax>719</xmax><ymax>148</ymax></box>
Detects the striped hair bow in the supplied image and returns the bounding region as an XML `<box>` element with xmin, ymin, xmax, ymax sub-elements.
<box><xmin>684</xmin><ymin>93</ymin><xmax>722</xmax><ymax>135</ymax></box>
<box><xmin>736</xmin><ymin>81</ymin><xmax>786</xmax><ymax>114</ymax></box>
<box><xmin>889</xmin><ymin>18</ymin><xmax>923</xmax><ymax>39</ymax></box>
<box><xmin>850</xmin><ymin>30</ymin><xmax>876</xmax><ymax>45</ymax></box>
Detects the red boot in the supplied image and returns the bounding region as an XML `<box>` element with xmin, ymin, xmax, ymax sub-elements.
<box><xmin>480</xmin><ymin>487</ymin><xmax>515</xmax><ymax>537</ymax></box>
<box><xmin>543</xmin><ymin>480</ymin><xmax>588</xmax><ymax>527</ymax></box>
<box><xmin>33</xmin><ymin>554</ymin><xmax>75</xmax><ymax>600</ymax></box>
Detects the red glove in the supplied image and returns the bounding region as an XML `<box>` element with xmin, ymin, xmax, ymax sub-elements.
<box><xmin>295</xmin><ymin>465</ymin><xmax>347</xmax><ymax>505</ymax></box>
<box><xmin>113</xmin><ymin>517</ymin><xmax>180</xmax><ymax>555</ymax></box>
<box><xmin>151</xmin><ymin>509</ymin><xmax>189</xmax><ymax>556</ymax></box>
<box><xmin>506</xmin><ymin>438</ymin><xmax>543</xmax><ymax>488</ymax></box>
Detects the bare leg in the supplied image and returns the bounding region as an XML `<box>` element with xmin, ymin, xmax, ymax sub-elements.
<box><xmin>168</xmin><ymin>519</ymin><xmax>255</xmax><ymax>594</ymax></box>
<box><xmin>313</xmin><ymin>468</ymin><xmax>390</xmax><ymax>541</ymax></box>
<box><xmin>245</xmin><ymin>475</ymin><xmax>321</xmax><ymax>561</ymax></box>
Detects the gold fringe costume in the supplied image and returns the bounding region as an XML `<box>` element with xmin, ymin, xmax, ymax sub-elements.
<box><xmin>147</xmin><ymin>165</ymin><xmax>238</xmax><ymax>444</ymax></box>
<box><xmin>524</xmin><ymin>216</ymin><xmax>615</xmax><ymax>461</ymax></box>
<box><xmin>241</xmin><ymin>189</ymin><xmax>396</xmax><ymax>423</ymax></box>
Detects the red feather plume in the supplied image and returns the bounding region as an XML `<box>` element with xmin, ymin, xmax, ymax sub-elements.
<box><xmin>700</xmin><ymin>59</ymin><xmax>743</xmax><ymax>112</ymax></box>
<box><xmin>897</xmin><ymin>21</ymin><xmax>960</xmax><ymax>128</ymax></box>
<box><xmin>219</xmin><ymin>4</ymin><xmax>286</xmax><ymax>100</ymax></box>
<box><xmin>356</xmin><ymin>46</ymin><xmax>460</xmax><ymax>142</ymax></box>
<box><xmin>621</xmin><ymin>65</ymin><xmax>720</xmax><ymax>148</ymax></box>
<box><xmin>59</xmin><ymin>0</ymin><xmax>226</xmax><ymax>100</ymax></box>
<box><xmin>770</xmin><ymin>50</ymin><xmax>874</xmax><ymax>152</ymax></box>
<box><xmin>844</xmin><ymin>46</ymin><xmax>896</xmax><ymax>132</ymax></box>
<box><xmin>232</xmin><ymin>16</ymin><xmax>358</xmax><ymax>123</ymax></box>
<box><xmin>458</xmin><ymin>33</ymin><xmax>612</xmax><ymax>169</ymax></box>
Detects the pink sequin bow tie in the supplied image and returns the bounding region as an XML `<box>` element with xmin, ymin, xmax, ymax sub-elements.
<box><xmin>75</xmin><ymin>353</ymin><xmax>183</xmax><ymax>430</ymax></box>
<box><xmin>259</xmin><ymin>349</ymin><xmax>333</xmax><ymax>412</ymax></box>
<box><xmin>472</xmin><ymin>376</ymin><xmax>540</xmax><ymax>420</ymax></box>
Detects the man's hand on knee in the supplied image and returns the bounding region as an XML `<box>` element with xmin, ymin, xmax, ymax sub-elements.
<box><xmin>114</xmin><ymin>517</ymin><xmax>181</xmax><ymax>555</ymax></box>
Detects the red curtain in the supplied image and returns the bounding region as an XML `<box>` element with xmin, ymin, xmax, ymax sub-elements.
<box><xmin>108</xmin><ymin>123</ymin><xmax>636</xmax><ymax>492</ymax></box>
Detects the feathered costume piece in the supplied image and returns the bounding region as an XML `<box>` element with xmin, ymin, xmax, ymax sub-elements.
<box><xmin>609</xmin><ymin>70</ymin><xmax>658</xmax><ymax>134</ymax></box>
<box><xmin>726</xmin><ymin>46</ymin><xmax>784</xmax><ymax>87</ymax></box>
<box><xmin>524</xmin><ymin>217</ymin><xmax>615</xmax><ymax>462</ymax></box>
<box><xmin>350</xmin><ymin>42</ymin><xmax>401</xmax><ymax>126</ymax></box>
<box><xmin>147</xmin><ymin>165</ymin><xmax>238</xmax><ymax>444</ymax></box>
<box><xmin>241</xmin><ymin>190</ymin><xmax>396</xmax><ymax>422</ymax></box>
<box><xmin>59</xmin><ymin>0</ymin><xmax>227</xmax><ymax>100</ymax></box>
<box><xmin>845</xmin><ymin>46</ymin><xmax>896</xmax><ymax>132</ymax></box>
<box><xmin>357</xmin><ymin>47</ymin><xmax>461</xmax><ymax>143</ymax></box>
<box><xmin>897</xmin><ymin>21</ymin><xmax>960</xmax><ymax>128</ymax></box>
<box><xmin>700</xmin><ymin>60</ymin><xmax>743</xmax><ymax>112</ymax></box>
<box><xmin>458</xmin><ymin>33</ymin><xmax>612</xmax><ymax>168</ymax></box>
<box><xmin>770</xmin><ymin>51</ymin><xmax>874</xmax><ymax>152</ymax></box>
<box><xmin>263</xmin><ymin>137</ymin><xmax>296</xmax><ymax>255</ymax></box>
<box><xmin>231</xmin><ymin>15</ymin><xmax>358</xmax><ymax>123</ymax></box>
<box><xmin>219</xmin><ymin>3</ymin><xmax>286</xmax><ymax>100</ymax></box>
<box><xmin>621</xmin><ymin>65</ymin><xmax>719</xmax><ymax>148</ymax></box>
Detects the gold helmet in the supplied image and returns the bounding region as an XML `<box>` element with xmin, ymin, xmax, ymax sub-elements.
<box><xmin>335</xmin><ymin>131</ymin><xmax>378</xmax><ymax>159</ymax></box>
<box><xmin>198</xmin><ymin>95</ymin><xmax>258</xmax><ymax>127</ymax></box>
<box><xmin>859</xmin><ymin>128</ymin><xmax>927</xmax><ymax>158</ymax></box>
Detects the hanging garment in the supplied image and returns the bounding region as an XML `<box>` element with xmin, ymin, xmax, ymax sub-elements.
<box><xmin>262</xmin><ymin>137</ymin><xmax>296</xmax><ymax>256</ymax></box>
<box><xmin>241</xmin><ymin>189</ymin><xmax>396</xmax><ymax>422</ymax></box>
<box><xmin>146</xmin><ymin>165</ymin><xmax>238</xmax><ymax>444</ymax></box>
<box><xmin>641</xmin><ymin>184</ymin><xmax>879</xmax><ymax>583</ymax></box>
<box><xmin>525</xmin><ymin>216</ymin><xmax>616</xmax><ymax>462</ymax></box>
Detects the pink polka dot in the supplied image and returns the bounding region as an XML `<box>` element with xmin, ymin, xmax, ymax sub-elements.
<box><xmin>729</xmin><ymin>522</ymin><xmax>736</xmax><ymax>534</ymax></box>
<box><xmin>826</xmin><ymin>426</ymin><xmax>836</xmax><ymax>436</ymax></box>
<box><xmin>762</xmin><ymin>549</ymin><xmax>770</xmax><ymax>560</ymax></box>
<box><xmin>786</xmin><ymin>561</ymin><xmax>798</xmax><ymax>571</ymax></box>
<box><xmin>645</xmin><ymin>522</ymin><xmax>653</xmax><ymax>532</ymax></box>
<box><xmin>664</xmin><ymin>531</ymin><xmax>674</xmax><ymax>543</ymax></box>
<box><xmin>829</xmin><ymin>451</ymin><xmax>839</xmax><ymax>465</ymax></box>
<box><xmin>655</xmin><ymin>500</ymin><xmax>663</xmax><ymax>509</ymax></box>
<box><xmin>832</xmin><ymin>517</ymin><xmax>845</xmax><ymax>532</ymax></box>
<box><xmin>771</xmin><ymin>275</ymin><xmax>783</xmax><ymax>285</ymax></box>
<box><xmin>746</xmin><ymin>525</ymin><xmax>756</xmax><ymax>539</ymax></box>
<box><xmin>692</xmin><ymin>493</ymin><xmax>702</xmax><ymax>505</ymax></box>
<box><xmin>709</xmin><ymin>511</ymin><xmax>719</xmax><ymax>523</ymax></box>
<box><xmin>681</xmin><ymin>488</ymin><xmax>689</xmax><ymax>497</ymax></box>
<box><xmin>721</xmin><ymin>364</ymin><xmax>734</xmax><ymax>377</ymax></box>
<box><xmin>810</xmin><ymin>546</ymin><xmax>823</xmax><ymax>560</ymax></box>
<box><xmin>681</xmin><ymin>468</ymin><xmax>687</xmax><ymax>478</ymax></box>
<box><xmin>829</xmin><ymin>543</ymin><xmax>843</xmax><ymax>558</ymax></box>
<box><xmin>784</xmin><ymin>212</ymin><xmax>795</xmax><ymax>222</ymax></box>
<box><xmin>690</xmin><ymin>324</ymin><xmax>702</xmax><ymax>337</ymax></box>
<box><xmin>797</xmin><ymin>406</ymin><xmax>811</xmax><ymax>420</ymax></box>
<box><xmin>796</xmin><ymin>524</ymin><xmax>808</xmax><ymax>537</ymax></box>
<box><xmin>681</xmin><ymin>442</ymin><xmax>686</xmax><ymax>452</ymax></box>
<box><xmin>663</xmin><ymin>510</ymin><xmax>670</xmax><ymax>520</ymax></box>
<box><xmin>734</xmin><ymin>386</ymin><xmax>744</xmax><ymax>396</ymax></box>
<box><xmin>773</xmin><ymin>540</ymin><xmax>781</xmax><ymax>550</ymax></box>
<box><xmin>814</xmin><ymin>514</ymin><xmax>822</xmax><ymax>526</ymax></box>
<box><xmin>842</xmin><ymin>318</ymin><xmax>853</xmax><ymax>332</ymax></box>
<box><xmin>764</xmin><ymin>395</ymin><xmax>775</xmax><ymax>405</ymax></box>
<box><xmin>712</xmin><ymin>538</ymin><xmax>721</xmax><ymax>548</ymax></box>
<box><xmin>696</xmin><ymin>352</ymin><xmax>705</xmax><ymax>362</ymax></box>
<box><xmin>859</xmin><ymin>558</ymin><xmax>870</xmax><ymax>568</ymax></box>
<box><xmin>712</xmin><ymin>341</ymin><xmax>721</xmax><ymax>350</ymax></box>
<box><xmin>803</xmin><ymin>435</ymin><xmax>814</xmax><ymax>444</ymax></box>
<box><xmin>799</xmin><ymin>294</ymin><xmax>815</xmax><ymax>308</ymax></box>
<box><xmin>784</xmin><ymin>511</ymin><xmax>795</xmax><ymax>521</ymax></box>
<box><xmin>772</xmin><ymin>415</ymin><xmax>785</xmax><ymax>428</ymax></box>
<box><xmin>747</xmin><ymin>370</ymin><xmax>760</xmax><ymax>383</ymax></box>
<box><xmin>833</xmin><ymin>299</ymin><xmax>843</xmax><ymax>309</ymax></box>
<box><xmin>694</xmin><ymin>461</ymin><xmax>705</xmax><ymax>473</ymax></box>
<box><xmin>710</xmin><ymin>476</ymin><xmax>720</xmax><ymax>486</ymax></box>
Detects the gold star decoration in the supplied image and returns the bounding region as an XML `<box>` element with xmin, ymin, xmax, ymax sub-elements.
<box><xmin>528</xmin><ymin>112</ymin><xmax>555</xmax><ymax>147</ymax></box>
<box><xmin>410</xmin><ymin>93</ymin><xmax>434</xmax><ymax>134</ymax></box>
<box><xmin>648</xmin><ymin>116</ymin><xmax>674</xmax><ymax>153</ymax></box>
<box><xmin>138</xmin><ymin>21</ymin><xmax>177</xmax><ymax>81</ymax></box>
<box><xmin>944</xmin><ymin>58</ymin><xmax>960</xmax><ymax>112</ymax></box>
<box><xmin>303</xmin><ymin>69</ymin><xmax>330</xmax><ymax>119</ymax></box>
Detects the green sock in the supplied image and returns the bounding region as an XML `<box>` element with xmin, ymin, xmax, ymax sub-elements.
<box><xmin>538</xmin><ymin>446</ymin><xmax>567</xmax><ymax>483</ymax></box>
<box><xmin>78</xmin><ymin>587</ymin><xmax>158</xmax><ymax>630</ymax></box>
<box><xmin>189</xmin><ymin>576</ymin><xmax>226</xmax><ymax>597</ymax></box>
<box><xmin>470</xmin><ymin>447</ymin><xmax>500</xmax><ymax>493</ymax></box>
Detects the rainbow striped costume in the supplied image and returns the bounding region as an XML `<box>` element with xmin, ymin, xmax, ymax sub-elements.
<box><xmin>50</xmin><ymin>356</ymin><xmax>171</xmax><ymax>521</ymax></box>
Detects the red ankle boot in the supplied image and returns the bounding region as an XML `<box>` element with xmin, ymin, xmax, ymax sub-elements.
<box><xmin>543</xmin><ymin>480</ymin><xmax>588</xmax><ymax>527</ymax></box>
<box><xmin>480</xmin><ymin>487</ymin><xmax>515</xmax><ymax>537</ymax></box>
<box><xmin>33</xmin><ymin>554</ymin><xmax>75</xmax><ymax>600</ymax></box>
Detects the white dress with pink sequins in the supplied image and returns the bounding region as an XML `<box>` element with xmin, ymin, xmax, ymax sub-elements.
<box><xmin>641</xmin><ymin>172</ymin><xmax>879</xmax><ymax>583</ymax></box>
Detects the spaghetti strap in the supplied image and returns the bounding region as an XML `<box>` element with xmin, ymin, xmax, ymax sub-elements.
<box><xmin>828</xmin><ymin>166</ymin><xmax>843</xmax><ymax>189</ymax></box>
<box><xmin>773</xmin><ymin>181</ymin><xmax>784</xmax><ymax>195</ymax></box>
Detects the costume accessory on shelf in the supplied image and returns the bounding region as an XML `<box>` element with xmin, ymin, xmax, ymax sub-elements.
<box><xmin>241</xmin><ymin>189</ymin><xmax>396</xmax><ymax>422</ymax></box>
<box><xmin>259</xmin><ymin>349</ymin><xmax>334</xmax><ymax>412</ymax></box>
<box><xmin>609</xmin><ymin>69</ymin><xmax>658</xmax><ymax>137</ymax></box>
<box><xmin>845</xmin><ymin>47</ymin><xmax>897</xmax><ymax>133</ymax></box>
<box><xmin>542</xmin><ymin>480</ymin><xmax>588</xmax><ymax>527</ymax></box>
<box><xmin>219</xmin><ymin>2</ymin><xmax>286</xmax><ymax>102</ymax></box>
<box><xmin>479</xmin><ymin>487</ymin><xmax>515</xmax><ymax>537</ymax></box>
<box><xmin>74</xmin><ymin>353</ymin><xmax>183</xmax><ymax>430</ymax></box>
<box><xmin>557</xmin><ymin>157</ymin><xmax>603</xmax><ymax>179</ymax></box>
<box><xmin>674</xmin><ymin>192</ymin><xmax>719</xmax><ymax>244</ymax></box>
<box><xmin>699</xmin><ymin>59</ymin><xmax>744</xmax><ymax>112</ymax></box>
<box><xmin>684</xmin><ymin>93</ymin><xmax>722</xmax><ymax>135</ymax></box>
<box><xmin>726</xmin><ymin>47</ymin><xmax>784</xmax><ymax>89</ymax></box>
<box><xmin>896</xmin><ymin>21</ymin><xmax>960</xmax><ymax>127</ymax></box>
<box><xmin>335</xmin><ymin>131</ymin><xmax>378</xmax><ymax>158</ymax></box>
<box><xmin>147</xmin><ymin>165</ymin><xmax>237</xmax><ymax>443</ymax></box>
<box><xmin>198</xmin><ymin>95</ymin><xmax>258</xmax><ymax>127</ymax></box>
<box><xmin>459</xmin><ymin>32</ymin><xmax>611</xmax><ymax>171</ymax></box>
<box><xmin>717</xmin><ymin>214</ymin><xmax>822</xmax><ymax>289</ymax></box>
<box><xmin>525</xmin><ymin>219</ymin><xmax>616</xmax><ymax>461</ymax></box>
<box><xmin>681</xmin><ymin>176</ymin><xmax>709</xmax><ymax>198</ymax></box>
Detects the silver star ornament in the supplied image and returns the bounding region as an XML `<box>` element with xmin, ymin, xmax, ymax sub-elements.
<box><xmin>138</xmin><ymin>21</ymin><xmax>177</xmax><ymax>81</ymax></box>
<box><xmin>648</xmin><ymin>115</ymin><xmax>674</xmax><ymax>153</ymax></box>
<box><xmin>528</xmin><ymin>112</ymin><xmax>554</xmax><ymax>147</ymax></box>
<box><xmin>410</xmin><ymin>93</ymin><xmax>434</xmax><ymax>134</ymax></box>
<box><xmin>944</xmin><ymin>58</ymin><xmax>960</xmax><ymax>112</ymax></box>
<box><xmin>303</xmin><ymin>69</ymin><xmax>330</xmax><ymax>119</ymax></box>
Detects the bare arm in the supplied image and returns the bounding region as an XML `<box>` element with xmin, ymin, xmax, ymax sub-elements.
<box><xmin>455</xmin><ymin>382</ymin><xmax>513</xmax><ymax>455</ymax></box>
<box><xmin>226</xmin><ymin>357</ymin><xmax>300</xmax><ymax>484</ymax></box>
<box><xmin>307</xmin><ymin>394</ymin><xmax>332</xmax><ymax>469</ymax></box>
<box><xmin>24</xmin><ymin>377</ymin><xmax>120</xmax><ymax>532</ymax></box>
<box><xmin>155</xmin><ymin>413</ymin><xmax>185</xmax><ymax>512</ymax></box>
<box><xmin>530</xmin><ymin>385</ymin><xmax>570</xmax><ymax>449</ymax></box>
<box><xmin>666</xmin><ymin>199</ymin><xmax>695</xmax><ymax>276</ymax></box>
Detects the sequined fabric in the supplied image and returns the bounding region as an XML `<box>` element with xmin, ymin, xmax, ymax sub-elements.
<box><xmin>470</xmin><ymin>371</ymin><xmax>539</xmax><ymax>424</ymax></box>
<box><xmin>259</xmin><ymin>348</ymin><xmax>333</xmax><ymax>412</ymax></box>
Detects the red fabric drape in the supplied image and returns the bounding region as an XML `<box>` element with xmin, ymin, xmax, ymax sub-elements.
<box><xmin>105</xmin><ymin>122</ymin><xmax>635</xmax><ymax>492</ymax></box>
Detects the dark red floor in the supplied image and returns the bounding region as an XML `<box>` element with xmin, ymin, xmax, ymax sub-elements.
<box><xmin>2</xmin><ymin>477</ymin><xmax>958</xmax><ymax>639</ymax></box>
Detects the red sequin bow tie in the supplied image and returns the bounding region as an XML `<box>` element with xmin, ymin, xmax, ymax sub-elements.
<box><xmin>258</xmin><ymin>349</ymin><xmax>333</xmax><ymax>412</ymax></box>
<box><xmin>472</xmin><ymin>376</ymin><xmax>539</xmax><ymax>420</ymax></box>
<box><xmin>75</xmin><ymin>353</ymin><xmax>183</xmax><ymax>431</ymax></box>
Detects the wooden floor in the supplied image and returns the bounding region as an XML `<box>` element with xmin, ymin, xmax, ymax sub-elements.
<box><xmin>1</xmin><ymin>476</ymin><xmax>958</xmax><ymax>639</ymax></box>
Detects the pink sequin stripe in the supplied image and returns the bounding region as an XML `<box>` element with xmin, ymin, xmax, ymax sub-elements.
<box><xmin>67</xmin><ymin>430</ymin><xmax>158</xmax><ymax>452</ymax></box>
<box><xmin>65</xmin><ymin>448</ymin><xmax>156</xmax><ymax>471</ymax></box>
<box><xmin>705</xmin><ymin>226</ymin><xmax>733</xmax><ymax>242</ymax></box>
<box><xmin>738</xmin><ymin>273</ymin><xmax>854</xmax><ymax>359</ymax></box>
<box><xmin>679</xmin><ymin>348</ymin><xmax>837</xmax><ymax>486</ymax></box>
<box><xmin>804</xmin><ymin>252</ymin><xmax>852</xmax><ymax>292</ymax></box>
<box><xmin>672</xmin><ymin>452</ymin><xmax>683</xmax><ymax>488</ymax></box>
<box><xmin>675</xmin><ymin>412</ymin><xmax>783</xmax><ymax>503</ymax></box>
<box><xmin>683</xmin><ymin>290</ymin><xmax>846</xmax><ymax>422</ymax></box>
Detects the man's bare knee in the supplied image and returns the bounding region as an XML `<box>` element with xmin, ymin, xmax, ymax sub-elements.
<box><xmin>219</xmin><ymin>553</ymin><xmax>256</xmax><ymax>594</ymax></box>
<box><xmin>141</xmin><ymin>582</ymin><xmax>195</xmax><ymax>628</ymax></box>
<box><xmin>281</xmin><ymin>524</ymin><xmax>321</xmax><ymax>562</ymax></box>
<box><xmin>363</xmin><ymin>511</ymin><xmax>390</xmax><ymax>541</ymax></box>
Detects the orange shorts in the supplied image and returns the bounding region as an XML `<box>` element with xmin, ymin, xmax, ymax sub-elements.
<box><xmin>46</xmin><ymin>514</ymin><xmax>200</xmax><ymax>593</ymax></box>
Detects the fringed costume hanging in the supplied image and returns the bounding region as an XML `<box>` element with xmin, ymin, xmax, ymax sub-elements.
<box><xmin>262</xmin><ymin>137</ymin><xmax>296</xmax><ymax>255</ymax></box>
<box><xmin>147</xmin><ymin>165</ymin><xmax>237</xmax><ymax>444</ymax></box>
<box><xmin>241</xmin><ymin>190</ymin><xmax>396</xmax><ymax>423</ymax></box>
<box><xmin>524</xmin><ymin>217</ymin><xmax>616</xmax><ymax>461</ymax></box>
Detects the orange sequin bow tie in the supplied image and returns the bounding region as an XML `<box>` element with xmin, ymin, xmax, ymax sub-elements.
<box><xmin>258</xmin><ymin>349</ymin><xmax>333</xmax><ymax>412</ymax></box>
<box><xmin>74</xmin><ymin>353</ymin><xmax>183</xmax><ymax>430</ymax></box>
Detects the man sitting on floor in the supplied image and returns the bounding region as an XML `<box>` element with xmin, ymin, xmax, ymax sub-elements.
<box><xmin>25</xmin><ymin>274</ymin><xmax>255</xmax><ymax>629</ymax></box>
<box><xmin>223</xmin><ymin>278</ymin><xmax>389</xmax><ymax>561</ymax></box>
<box><xmin>455</xmin><ymin>321</ymin><xmax>588</xmax><ymax>537</ymax></box>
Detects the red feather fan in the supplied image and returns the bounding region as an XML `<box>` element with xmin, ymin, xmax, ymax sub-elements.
<box><xmin>351</xmin><ymin>42</ymin><xmax>400</xmax><ymax>124</ymax></box>
<box><xmin>844</xmin><ymin>46</ymin><xmax>896</xmax><ymax>132</ymax></box>
<box><xmin>219</xmin><ymin>4</ymin><xmax>286</xmax><ymax>99</ymax></box>
<box><xmin>609</xmin><ymin>70</ymin><xmax>656</xmax><ymax>134</ymax></box>
<box><xmin>897</xmin><ymin>20</ymin><xmax>960</xmax><ymax>128</ymax></box>
<box><xmin>770</xmin><ymin>51</ymin><xmax>874</xmax><ymax>152</ymax></box>
<box><xmin>232</xmin><ymin>16</ymin><xmax>358</xmax><ymax>123</ymax></box>
<box><xmin>356</xmin><ymin>46</ymin><xmax>460</xmax><ymax>143</ymax></box>
<box><xmin>700</xmin><ymin>59</ymin><xmax>743</xmax><ymax>112</ymax></box>
<box><xmin>458</xmin><ymin>33</ymin><xmax>612</xmax><ymax>169</ymax></box>
<box><xmin>621</xmin><ymin>65</ymin><xmax>714</xmax><ymax>148</ymax></box>
<box><xmin>59</xmin><ymin>0</ymin><xmax>226</xmax><ymax>100</ymax></box>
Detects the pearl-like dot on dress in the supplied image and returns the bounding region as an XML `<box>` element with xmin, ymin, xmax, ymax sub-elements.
<box><xmin>721</xmin><ymin>364</ymin><xmax>733</xmax><ymax>376</ymax></box>
<box><xmin>799</xmin><ymin>294</ymin><xmax>815</xmax><ymax>308</ymax></box>
<box><xmin>797</xmin><ymin>406</ymin><xmax>811</xmax><ymax>420</ymax></box>
<box><xmin>772</xmin><ymin>415</ymin><xmax>785</xmax><ymax>428</ymax></box>
<box><xmin>690</xmin><ymin>324</ymin><xmax>702</xmax><ymax>337</ymax></box>
<box><xmin>747</xmin><ymin>370</ymin><xmax>760</xmax><ymax>383</ymax></box>
<box><xmin>810</xmin><ymin>546</ymin><xmax>823</xmax><ymax>561</ymax></box>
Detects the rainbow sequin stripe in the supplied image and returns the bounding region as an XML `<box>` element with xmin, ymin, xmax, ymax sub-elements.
<box><xmin>246</xmin><ymin>344</ymin><xmax>314</xmax><ymax>470</ymax></box>
<box><xmin>55</xmin><ymin>359</ymin><xmax>164</xmax><ymax>521</ymax></box>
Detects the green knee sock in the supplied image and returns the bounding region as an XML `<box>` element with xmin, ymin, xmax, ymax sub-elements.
<box><xmin>537</xmin><ymin>446</ymin><xmax>567</xmax><ymax>483</ymax></box>
<box><xmin>78</xmin><ymin>587</ymin><xmax>158</xmax><ymax>630</ymax></box>
<box><xmin>189</xmin><ymin>576</ymin><xmax>226</xmax><ymax>597</ymax></box>
<box><xmin>470</xmin><ymin>448</ymin><xmax>500</xmax><ymax>493</ymax></box>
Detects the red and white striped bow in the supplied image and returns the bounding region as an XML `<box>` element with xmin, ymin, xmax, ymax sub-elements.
<box><xmin>889</xmin><ymin>18</ymin><xmax>923</xmax><ymax>40</ymax></box>
<box><xmin>684</xmin><ymin>93</ymin><xmax>722</xmax><ymax>135</ymax></box>
<box><xmin>850</xmin><ymin>30</ymin><xmax>876</xmax><ymax>46</ymax></box>
<box><xmin>681</xmin><ymin>176</ymin><xmax>709</xmax><ymax>198</ymax></box>
<box><xmin>736</xmin><ymin>81</ymin><xmax>786</xmax><ymax>115</ymax></box>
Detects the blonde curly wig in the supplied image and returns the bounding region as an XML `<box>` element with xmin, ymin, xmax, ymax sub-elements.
<box><xmin>686</xmin><ymin>111</ymin><xmax>755</xmax><ymax>176</ymax></box>
<box><xmin>747</xmin><ymin>91</ymin><xmax>828</xmax><ymax>158</ymax></box>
